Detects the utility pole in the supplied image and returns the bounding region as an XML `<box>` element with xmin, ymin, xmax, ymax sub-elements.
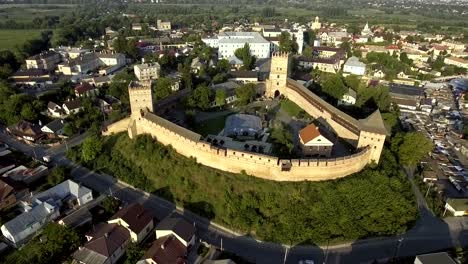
<box><xmin>108</xmin><ymin>187</ymin><xmax>113</xmax><ymax>197</ymax></box>
<box><xmin>323</xmin><ymin>240</ymin><xmax>330</xmax><ymax>264</ymax></box>
<box><xmin>393</xmin><ymin>238</ymin><xmax>404</xmax><ymax>260</ymax></box>
<box><xmin>425</xmin><ymin>183</ymin><xmax>432</xmax><ymax>198</ymax></box>
<box><xmin>283</xmin><ymin>245</ymin><xmax>289</xmax><ymax>264</ymax></box>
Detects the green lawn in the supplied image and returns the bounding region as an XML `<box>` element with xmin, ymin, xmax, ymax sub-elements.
<box><xmin>0</xmin><ymin>5</ymin><xmax>75</xmax><ymax>23</ymax></box>
<box><xmin>0</xmin><ymin>29</ymin><xmax>43</xmax><ymax>50</ymax></box>
<box><xmin>193</xmin><ymin>113</ymin><xmax>232</xmax><ymax>137</ymax></box>
<box><xmin>280</xmin><ymin>99</ymin><xmax>305</xmax><ymax>117</ymax></box>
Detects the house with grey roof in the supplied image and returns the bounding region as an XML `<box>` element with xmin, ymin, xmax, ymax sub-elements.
<box><xmin>414</xmin><ymin>252</ymin><xmax>456</xmax><ymax>264</ymax></box>
<box><xmin>343</xmin><ymin>56</ymin><xmax>366</xmax><ymax>76</ymax></box>
<box><xmin>41</xmin><ymin>119</ymin><xmax>65</xmax><ymax>136</ymax></box>
<box><xmin>32</xmin><ymin>179</ymin><xmax>93</xmax><ymax>209</ymax></box>
<box><xmin>1</xmin><ymin>201</ymin><xmax>59</xmax><ymax>245</ymax></box>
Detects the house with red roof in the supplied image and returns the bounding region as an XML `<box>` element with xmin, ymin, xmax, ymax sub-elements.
<box><xmin>107</xmin><ymin>203</ymin><xmax>154</xmax><ymax>243</ymax></box>
<box><xmin>75</xmin><ymin>82</ymin><xmax>99</xmax><ymax>98</ymax></box>
<box><xmin>299</xmin><ymin>124</ymin><xmax>334</xmax><ymax>157</ymax></box>
<box><xmin>136</xmin><ymin>235</ymin><xmax>187</xmax><ymax>264</ymax></box>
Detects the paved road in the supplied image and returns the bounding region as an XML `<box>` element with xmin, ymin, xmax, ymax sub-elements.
<box><xmin>1</xmin><ymin>133</ymin><xmax>467</xmax><ymax>264</ymax></box>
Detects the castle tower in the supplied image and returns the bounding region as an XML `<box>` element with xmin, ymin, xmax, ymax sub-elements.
<box><xmin>357</xmin><ymin>110</ymin><xmax>387</xmax><ymax>163</ymax></box>
<box><xmin>128</xmin><ymin>81</ymin><xmax>154</xmax><ymax>120</ymax></box>
<box><xmin>266</xmin><ymin>52</ymin><xmax>289</xmax><ymax>98</ymax></box>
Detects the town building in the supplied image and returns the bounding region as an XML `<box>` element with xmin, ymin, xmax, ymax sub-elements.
<box><xmin>10</xmin><ymin>69</ymin><xmax>54</xmax><ymax>87</ymax></box>
<box><xmin>444</xmin><ymin>56</ymin><xmax>468</xmax><ymax>69</ymax></box>
<box><xmin>2</xmin><ymin>165</ymin><xmax>48</xmax><ymax>185</ymax></box>
<box><xmin>0</xmin><ymin>179</ymin><xmax>16</xmax><ymax>211</ymax></box>
<box><xmin>63</xmin><ymin>99</ymin><xmax>83</xmax><ymax>115</ymax></box>
<box><xmin>134</xmin><ymin>62</ymin><xmax>161</xmax><ymax>81</ymax></box>
<box><xmin>51</xmin><ymin>46</ymin><xmax>89</xmax><ymax>59</ymax></box>
<box><xmin>311</xmin><ymin>16</ymin><xmax>321</xmax><ymax>30</ymax></box>
<box><xmin>223</xmin><ymin>114</ymin><xmax>263</xmax><ymax>138</ymax></box>
<box><xmin>156</xmin><ymin>19</ymin><xmax>171</xmax><ymax>31</ymax></box>
<box><xmin>441</xmin><ymin>40</ymin><xmax>465</xmax><ymax>51</ymax></box>
<box><xmin>73</xmin><ymin>223</ymin><xmax>131</xmax><ymax>264</ymax></box>
<box><xmin>75</xmin><ymin>82</ymin><xmax>99</xmax><ymax>97</ymax></box>
<box><xmin>155</xmin><ymin>217</ymin><xmax>196</xmax><ymax>248</ymax></box>
<box><xmin>262</xmin><ymin>27</ymin><xmax>304</xmax><ymax>54</ymax></box>
<box><xmin>136</xmin><ymin>235</ymin><xmax>187</xmax><ymax>264</ymax></box>
<box><xmin>57</xmin><ymin>52</ymin><xmax>126</xmax><ymax>76</ymax></box>
<box><xmin>297</xmin><ymin>47</ymin><xmax>346</xmax><ymax>73</ymax></box>
<box><xmin>339</xmin><ymin>88</ymin><xmax>357</xmax><ymax>106</ymax></box>
<box><xmin>414</xmin><ymin>252</ymin><xmax>456</xmax><ymax>264</ymax></box>
<box><xmin>1</xmin><ymin>201</ymin><xmax>59</xmax><ymax>245</ymax></box>
<box><xmin>227</xmin><ymin>71</ymin><xmax>259</xmax><ymax>83</ymax></box>
<box><xmin>343</xmin><ymin>56</ymin><xmax>366</xmax><ymax>76</ymax></box>
<box><xmin>7</xmin><ymin>120</ymin><xmax>44</xmax><ymax>142</ymax></box>
<box><xmin>107</xmin><ymin>203</ymin><xmax>154</xmax><ymax>243</ymax></box>
<box><xmin>32</xmin><ymin>179</ymin><xmax>93</xmax><ymax>209</ymax></box>
<box><xmin>202</xmin><ymin>32</ymin><xmax>271</xmax><ymax>59</ymax></box>
<box><xmin>47</xmin><ymin>102</ymin><xmax>65</xmax><ymax>118</ymax></box>
<box><xmin>25</xmin><ymin>51</ymin><xmax>61</xmax><ymax>70</ymax></box>
<box><xmin>41</xmin><ymin>119</ymin><xmax>65</xmax><ymax>137</ymax></box>
<box><xmin>444</xmin><ymin>198</ymin><xmax>468</xmax><ymax>216</ymax></box>
<box><xmin>299</xmin><ymin>124</ymin><xmax>334</xmax><ymax>157</ymax></box>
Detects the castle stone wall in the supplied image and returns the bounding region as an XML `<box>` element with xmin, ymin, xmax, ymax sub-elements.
<box><xmin>134</xmin><ymin>115</ymin><xmax>371</xmax><ymax>181</ymax></box>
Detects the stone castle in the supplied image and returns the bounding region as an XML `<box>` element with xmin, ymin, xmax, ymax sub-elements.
<box><xmin>104</xmin><ymin>53</ymin><xmax>387</xmax><ymax>182</ymax></box>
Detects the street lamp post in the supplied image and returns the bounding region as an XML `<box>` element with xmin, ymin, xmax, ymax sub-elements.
<box><xmin>393</xmin><ymin>237</ymin><xmax>404</xmax><ymax>260</ymax></box>
<box><xmin>283</xmin><ymin>245</ymin><xmax>289</xmax><ymax>264</ymax></box>
<box><xmin>323</xmin><ymin>240</ymin><xmax>330</xmax><ymax>264</ymax></box>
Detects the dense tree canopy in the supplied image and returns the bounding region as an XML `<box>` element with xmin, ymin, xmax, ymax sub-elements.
<box><xmin>234</xmin><ymin>43</ymin><xmax>256</xmax><ymax>70</ymax></box>
<box><xmin>392</xmin><ymin>132</ymin><xmax>434</xmax><ymax>167</ymax></box>
<box><xmin>82</xmin><ymin>136</ymin><xmax>103</xmax><ymax>162</ymax></box>
<box><xmin>235</xmin><ymin>83</ymin><xmax>257</xmax><ymax>105</ymax></box>
<box><xmin>278</xmin><ymin>32</ymin><xmax>298</xmax><ymax>53</ymax></box>
<box><xmin>187</xmin><ymin>84</ymin><xmax>212</xmax><ymax>110</ymax></box>
<box><xmin>321</xmin><ymin>74</ymin><xmax>347</xmax><ymax>100</ymax></box>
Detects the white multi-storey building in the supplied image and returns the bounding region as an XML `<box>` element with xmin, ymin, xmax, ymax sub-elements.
<box><xmin>134</xmin><ymin>62</ymin><xmax>161</xmax><ymax>81</ymax></box>
<box><xmin>262</xmin><ymin>28</ymin><xmax>304</xmax><ymax>54</ymax></box>
<box><xmin>202</xmin><ymin>32</ymin><xmax>271</xmax><ymax>59</ymax></box>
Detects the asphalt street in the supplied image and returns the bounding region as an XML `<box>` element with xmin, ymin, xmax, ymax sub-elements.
<box><xmin>1</xmin><ymin>132</ymin><xmax>467</xmax><ymax>264</ymax></box>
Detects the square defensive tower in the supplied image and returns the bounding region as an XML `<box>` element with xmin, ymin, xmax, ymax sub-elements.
<box><xmin>266</xmin><ymin>52</ymin><xmax>289</xmax><ymax>98</ymax></box>
<box><xmin>128</xmin><ymin>81</ymin><xmax>154</xmax><ymax>119</ymax></box>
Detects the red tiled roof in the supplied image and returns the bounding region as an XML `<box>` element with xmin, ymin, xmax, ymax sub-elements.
<box><xmin>110</xmin><ymin>203</ymin><xmax>153</xmax><ymax>234</ymax></box>
<box><xmin>142</xmin><ymin>235</ymin><xmax>187</xmax><ymax>264</ymax></box>
<box><xmin>75</xmin><ymin>83</ymin><xmax>96</xmax><ymax>94</ymax></box>
<box><xmin>299</xmin><ymin>124</ymin><xmax>321</xmax><ymax>144</ymax></box>
<box><xmin>84</xmin><ymin>223</ymin><xmax>130</xmax><ymax>257</ymax></box>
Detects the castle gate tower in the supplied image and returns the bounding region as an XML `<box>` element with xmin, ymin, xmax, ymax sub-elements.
<box><xmin>128</xmin><ymin>81</ymin><xmax>154</xmax><ymax>120</ymax></box>
<box><xmin>266</xmin><ymin>52</ymin><xmax>289</xmax><ymax>98</ymax></box>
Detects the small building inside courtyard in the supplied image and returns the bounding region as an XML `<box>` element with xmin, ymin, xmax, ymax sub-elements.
<box><xmin>299</xmin><ymin>124</ymin><xmax>334</xmax><ymax>157</ymax></box>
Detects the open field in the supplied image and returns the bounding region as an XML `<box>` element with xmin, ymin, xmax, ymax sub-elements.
<box><xmin>0</xmin><ymin>4</ymin><xmax>75</xmax><ymax>23</ymax></box>
<box><xmin>0</xmin><ymin>29</ymin><xmax>43</xmax><ymax>50</ymax></box>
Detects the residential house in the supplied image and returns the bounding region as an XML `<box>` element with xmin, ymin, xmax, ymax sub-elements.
<box><xmin>155</xmin><ymin>217</ymin><xmax>196</xmax><ymax>248</ymax></box>
<box><xmin>1</xmin><ymin>201</ymin><xmax>59</xmax><ymax>245</ymax></box>
<box><xmin>441</xmin><ymin>40</ymin><xmax>465</xmax><ymax>51</ymax></box>
<box><xmin>10</xmin><ymin>69</ymin><xmax>54</xmax><ymax>86</ymax></box>
<box><xmin>444</xmin><ymin>56</ymin><xmax>468</xmax><ymax>69</ymax></box>
<box><xmin>57</xmin><ymin>53</ymin><xmax>100</xmax><ymax>76</ymax></box>
<box><xmin>392</xmin><ymin>98</ymin><xmax>418</xmax><ymax>110</ymax></box>
<box><xmin>445</xmin><ymin>198</ymin><xmax>468</xmax><ymax>216</ymax></box>
<box><xmin>156</xmin><ymin>20</ymin><xmax>171</xmax><ymax>31</ymax></box>
<box><xmin>7</xmin><ymin>120</ymin><xmax>44</xmax><ymax>142</ymax></box>
<box><xmin>41</xmin><ymin>119</ymin><xmax>65</xmax><ymax>137</ymax></box>
<box><xmin>190</xmin><ymin>58</ymin><xmax>205</xmax><ymax>73</ymax></box>
<box><xmin>0</xmin><ymin>179</ymin><xmax>16</xmax><ymax>211</ymax></box>
<box><xmin>25</xmin><ymin>51</ymin><xmax>61</xmax><ymax>70</ymax></box>
<box><xmin>108</xmin><ymin>203</ymin><xmax>154</xmax><ymax>243</ymax></box>
<box><xmin>134</xmin><ymin>62</ymin><xmax>161</xmax><ymax>81</ymax></box>
<box><xmin>75</xmin><ymin>82</ymin><xmax>99</xmax><ymax>97</ymax></box>
<box><xmin>47</xmin><ymin>101</ymin><xmax>65</xmax><ymax>117</ymax></box>
<box><xmin>373</xmin><ymin>70</ymin><xmax>385</xmax><ymax>78</ymax></box>
<box><xmin>343</xmin><ymin>56</ymin><xmax>366</xmax><ymax>76</ymax></box>
<box><xmin>73</xmin><ymin>223</ymin><xmax>131</xmax><ymax>264</ymax></box>
<box><xmin>338</xmin><ymin>88</ymin><xmax>357</xmax><ymax>106</ymax></box>
<box><xmin>211</xmin><ymin>81</ymin><xmax>241</xmax><ymax>107</ymax></box>
<box><xmin>2</xmin><ymin>165</ymin><xmax>48</xmax><ymax>185</ymax></box>
<box><xmin>136</xmin><ymin>235</ymin><xmax>187</xmax><ymax>264</ymax></box>
<box><xmin>58</xmin><ymin>208</ymin><xmax>93</xmax><ymax>228</ymax></box>
<box><xmin>226</xmin><ymin>56</ymin><xmax>243</xmax><ymax>69</ymax></box>
<box><xmin>63</xmin><ymin>99</ymin><xmax>83</xmax><ymax>115</ymax></box>
<box><xmin>32</xmin><ymin>179</ymin><xmax>93</xmax><ymax>209</ymax></box>
<box><xmin>51</xmin><ymin>46</ymin><xmax>89</xmax><ymax>59</ymax></box>
<box><xmin>299</xmin><ymin>124</ymin><xmax>334</xmax><ymax>157</ymax></box>
<box><xmin>298</xmin><ymin>56</ymin><xmax>343</xmax><ymax>73</ymax></box>
<box><xmin>414</xmin><ymin>252</ymin><xmax>456</xmax><ymax>264</ymax></box>
<box><xmin>132</xmin><ymin>23</ymin><xmax>143</xmax><ymax>31</ymax></box>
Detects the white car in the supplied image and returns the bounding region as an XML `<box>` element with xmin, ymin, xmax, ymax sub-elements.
<box><xmin>298</xmin><ymin>260</ymin><xmax>314</xmax><ymax>264</ymax></box>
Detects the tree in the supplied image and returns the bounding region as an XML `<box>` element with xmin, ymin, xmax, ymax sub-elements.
<box><xmin>339</xmin><ymin>40</ymin><xmax>352</xmax><ymax>58</ymax></box>
<box><xmin>47</xmin><ymin>166</ymin><xmax>66</xmax><ymax>186</ymax></box>
<box><xmin>217</xmin><ymin>59</ymin><xmax>230</xmax><ymax>72</ymax></box>
<box><xmin>81</xmin><ymin>136</ymin><xmax>103</xmax><ymax>162</ymax></box>
<box><xmin>235</xmin><ymin>83</ymin><xmax>257</xmax><ymax>105</ymax></box>
<box><xmin>396</xmin><ymin>132</ymin><xmax>434</xmax><ymax>167</ymax></box>
<box><xmin>124</xmin><ymin>243</ymin><xmax>145</xmax><ymax>264</ymax></box>
<box><xmin>215</xmin><ymin>89</ymin><xmax>227</xmax><ymax>107</ymax></box>
<box><xmin>279</xmin><ymin>32</ymin><xmax>298</xmax><ymax>53</ymax></box>
<box><xmin>187</xmin><ymin>84</ymin><xmax>212</xmax><ymax>110</ymax></box>
<box><xmin>153</xmin><ymin>77</ymin><xmax>174</xmax><ymax>100</ymax></box>
<box><xmin>234</xmin><ymin>43</ymin><xmax>255</xmax><ymax>70</ymax></box>
<box><xmin>102</xmin><ymin>196</ymin><xmax>120</xmax><ymax>214</ymax></box>
<box><xmin>399</xmin><ymin>52</ymin><xmax>413</xmax><ymax>66</ymax></box>
<box><xmin>344</xmin><ymin>75</ymin><xmax>361</xmax><ymax>91</ymax></box>
<box><xmin>321</xmin><ymin>74</ymin><xmax>347</xmax><ymax>100</ymax></box>
<box><xmin>212</xmin><ymin>73</ymin><xmax>226</xmax><ymax>84</ymax></box>
<box><xmin>5</xmin><ymin>223</ymin><xmax>81</xmax><ymax>264</ymax></box>
<box><xmin>305</xmin><ymin>29</ymin><xmax>317</xmax><ymax>46</ymax></box>
<box><xmin>270</xmin><ymin>122</ymin><xmax>294</xmax><ymax>157</ymax></box>
<box><xmin>303</xmin><ymin>46</ymin><xmax>313</xmax><ymax>58</ymax></box>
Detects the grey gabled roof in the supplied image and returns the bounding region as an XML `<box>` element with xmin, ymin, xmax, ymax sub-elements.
<box><xmin>415</xmin><ymin>252</ymin><xmax>456</xmax><ymax>264</ymax></box>
<box><xmin>2</xmin><ymin>202</ymin><xmax>56</xmax><ymax>236</ymax></box>
<box><xmin>43</xmin><ymin>119</ymin><xmax>64</xmax><ymax>133</ymax></box>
